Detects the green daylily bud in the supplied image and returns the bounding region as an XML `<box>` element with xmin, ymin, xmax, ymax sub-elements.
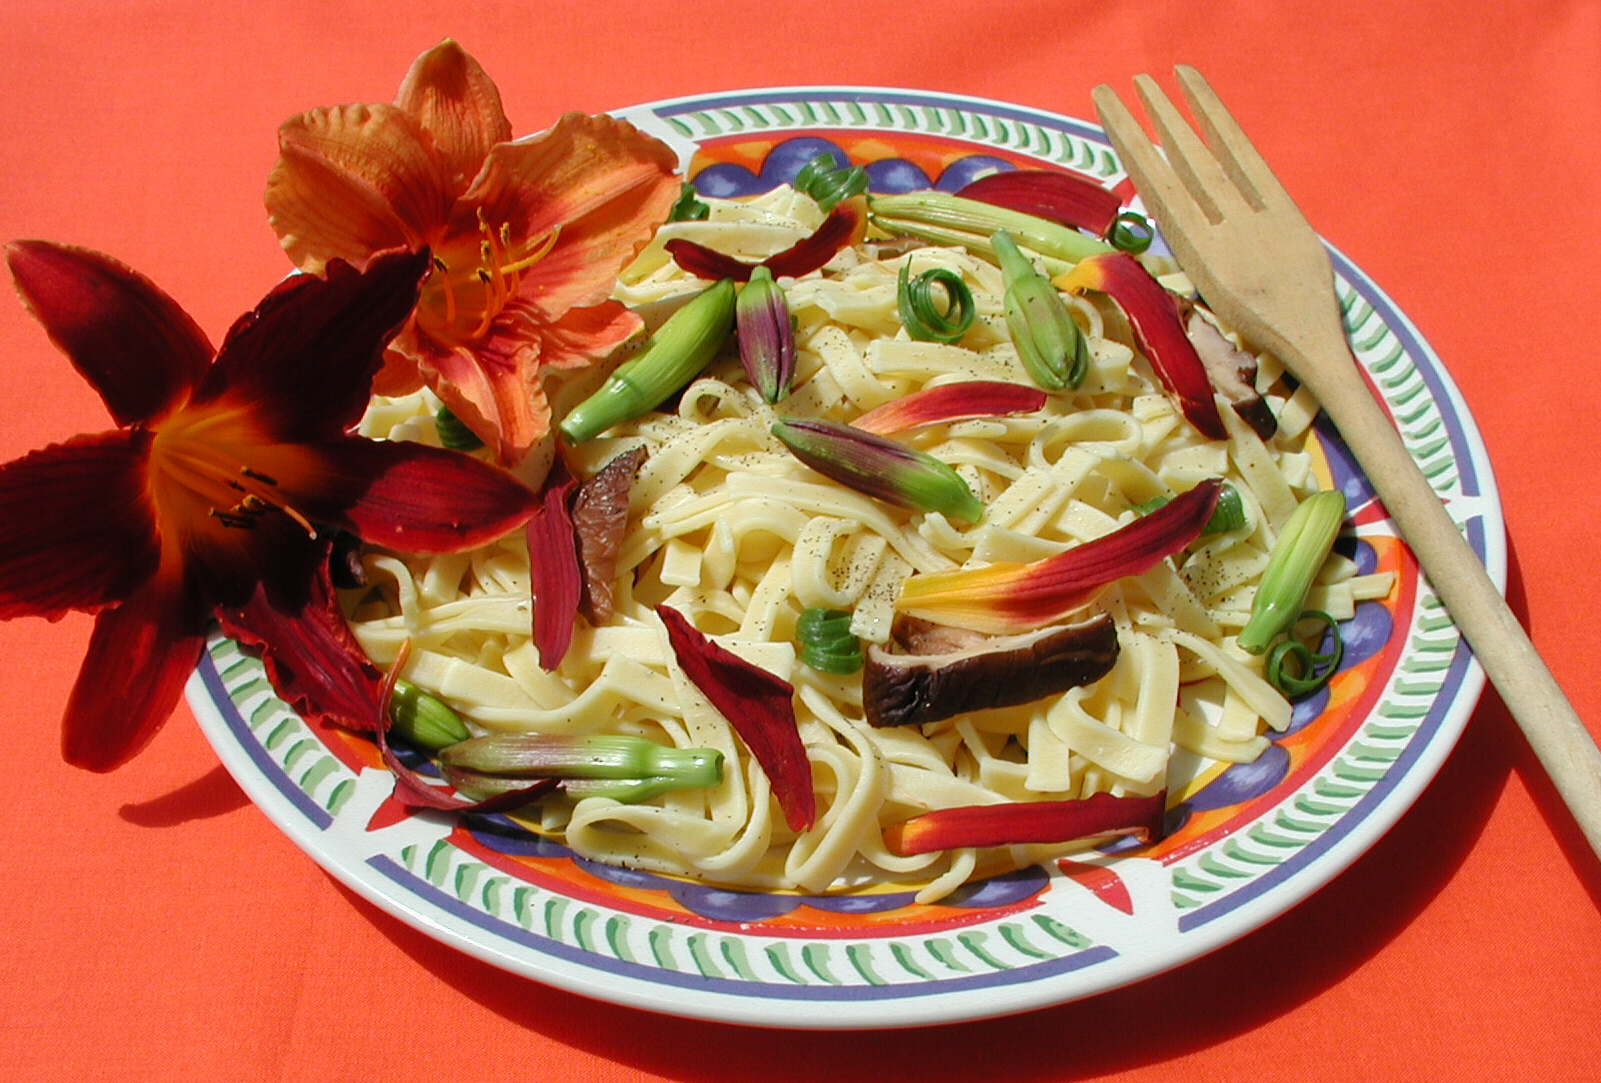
<box><xmin>1237</xmin><ymin>489</ymin><xmax>1347</xmax><ymax>654</ymax></box>
<box><xmin>386</xmin><ymin>680</ymin><xmax>471</xmax><ymax>751</ymax></box>
<box><xmin>438</xmin><ymin>732</ymin><xmax>721</xmax><ymax>781</ymax></box>
<box><xmin>771</xmin><ymin>417</ymin><xmax>984</xmax><ymax>524</ymax></box>
<box><xmin>735</xmin><ymin>265</ymin><xmax>795</xmax><ymax>403</ymax></box>
<box><xmin>993</xmin><ymin>230</ymin><xmax>1088</xmax><ymax>391</ymax></box>
<box><xmin>560</xmin><ymin>278</ymin><xmax>736</xmax><ymax>443</ymax></box>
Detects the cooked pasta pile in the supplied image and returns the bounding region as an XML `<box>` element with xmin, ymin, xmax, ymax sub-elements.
<box><xmin>348</xmin><ymin>184</ymin><xmax>1392</xmax><ymax>902</ymax></box>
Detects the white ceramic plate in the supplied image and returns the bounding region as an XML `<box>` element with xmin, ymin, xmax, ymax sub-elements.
<box><xmin>187</xmin><ymin>86</ymin><xmax>1497</xmax><ymax>1030</ymax></box>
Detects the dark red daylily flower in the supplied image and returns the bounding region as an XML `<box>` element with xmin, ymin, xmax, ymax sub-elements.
<box><xmin>0</xmin><ymin>241</ymin><xmax>539</xmax><ymax>771</ymax></box>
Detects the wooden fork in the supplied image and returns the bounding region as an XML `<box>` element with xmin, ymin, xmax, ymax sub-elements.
<box><xmin>1093</xmin><ymin>66</ymin><xmax>1601</xmax><ymax>862</ymax></box>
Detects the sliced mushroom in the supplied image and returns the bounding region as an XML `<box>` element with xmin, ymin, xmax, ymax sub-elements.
<box><xmin>1180</xmin><ymin>299</ymin><xmax>1277</xmax><ymax>441</ymax></box>
<box><xmin>572</xmin><ymin>445</ymin><xmax>646</xmax><ymax>624</ymax></box>
<box><xmin>862</xmin><ymin>612</ymin><xmax>1120</xmax><ymax>728</ymax></box>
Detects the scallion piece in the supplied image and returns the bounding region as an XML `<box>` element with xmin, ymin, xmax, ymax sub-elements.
<box><xmin>1134</xmin><ymin>482</ymin><xmax>1247</xmax><ymax>535</ymax></box>
<box><xmin>1108</xmin><ymin>210</ymin><xmax>1156</xmax><ymax>254</ymax></box>
<box><xmin>795</xmin><ymin>607</ymin><xmax>863</xmax><ymax>674</ymax></box>
<box><xmin>1264</xmin><ymin>611</ymin><xmax>1344</xmax><ymax>696</ymax></box>
<box><xmin>792</xmin><ymin>153</ymin><xmax>868</xmax><ymax>212</ymax></box>
<box><xmin>434</xmin><ymin>405</ymin><xmax>483</xmax><ymax>452</ymax></box>
<box><xmin>1238</xmin><ymin>490</ymin><xmax>1347</xmax><ymax>654</ymax></box>
<box><xmin>667</xmin><ymin>181</ymin><xmax>710</xmax><ymax>222</ymax></box>
<box><xmin>897</xmin><ymin>263</ymin><xmax>975</xmax><ymax>344</ymax></box>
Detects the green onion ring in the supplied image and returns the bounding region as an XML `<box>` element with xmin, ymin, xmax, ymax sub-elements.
<box><xmin>1264</xmin><ymin>610</ymin><xmax>1344</xmax><ymax>696</ymax></box>
<box><xmin>1108</xmin><ymin>210</ymin><xmax>1155</xmax><ymax>254</ymax></box>
<box><xmin>897</xmin><ymin>264</ymin><xmax>976</xmax><ymax>344</ymax></box>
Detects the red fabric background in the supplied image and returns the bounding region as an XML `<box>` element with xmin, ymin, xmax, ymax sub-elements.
<box><xmin>2</xmin><ymin>2</ymin><xmax>1598</xmax><ymax>1079</ymax></box>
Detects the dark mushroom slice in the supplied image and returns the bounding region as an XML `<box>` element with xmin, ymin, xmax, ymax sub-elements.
<box><xmin>862</xmin><ymin>612</ymin><xmax>1120</xmax><ymax>728</ymax></box>
<box><xmin>1179</xmin><ymin>298</ymin><xmax>1278</xmax><ymax>441</ymax></box>
<box><xmin>572</xmin><ymin>445</ymin><xmax>647</xmax><ymax>625</ymax></box>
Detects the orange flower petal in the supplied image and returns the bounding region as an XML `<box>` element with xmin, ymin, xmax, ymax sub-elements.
<box><xmin>411</xmin><ymin>333</ymin><xmax>546</xmax><ymax>466</ymax></box>
<box><xmin>393</xmin><ymin>39</ymin><xmax>512</xmax><ymax>195</ymax></box>
<box><xmin>464</xmin><ymin>111</ymin><xmax>679</xmax><ymax>318</ymax></box>
<box><xmin>266</xmin><ymin>102</ymin><xmax>452</xmax><ymax>272</ymax></box>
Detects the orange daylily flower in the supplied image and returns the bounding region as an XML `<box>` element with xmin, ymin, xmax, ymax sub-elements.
<box><xmin>0</xmin><ymin>241</ymin><xmax>539</xmax><ymax>771</ymax></box>
<box><xmin>264</xmin><ymin>40</ymin><xmax>681</xmax><ymax>466</ymax></box>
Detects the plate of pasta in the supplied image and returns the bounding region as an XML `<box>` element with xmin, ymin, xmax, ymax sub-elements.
<box><xmin>186</xmin><ymin>86</ymin><xmax>1498</xmax><ymax>1029</ymax></box>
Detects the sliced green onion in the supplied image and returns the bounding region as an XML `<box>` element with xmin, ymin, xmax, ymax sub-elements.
<box><xmin>1238</xmin><ymin>489</ymin><xmax>1347</xmax><ymax>654</ymax></box>
<box><xmin>1265</xmin><ymin>611</ymin><xmax>1344</xmax><ymax>696</ymax></box>
<box><xmin>667</xmin><ymin>182</ymin><xmax>710</xmax><ymax>222</ymax></box>
<box><xmin>796</xmin><ymin>607</ymin><xmax>863</xmax><ymax>674</ymax></box>
<box><xmin>1134</xmin><ymin>482</ymin><xmax>1247</xmax><ymax>535</ymax></box>
<box><xmin>897</xmin><ymin>264</ymin><xmax>975</xmax><ymax>344</ymax></box>
<box><xmin>1108</xmin><ymin>210</ymin><xmax>1155</xmax><ymax>254</ymax></box>
<box><xmin>434</xmin><ymin>405</ymin><xmax>483</xmax><ymax>452</ymax></box>
<box><xmin>792</xmin><ymin>153</ymin><xmax>868</xmax><ymax>212</ymax></box>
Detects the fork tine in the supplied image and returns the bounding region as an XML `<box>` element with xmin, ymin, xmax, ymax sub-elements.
<box><xmin>1090</xmin><ymin>83</ymin><xmax>1197</xmax><ymax>234</ymax></box>
<box><xmin>1131</xmin><ymin>73</ymin><xmax>1244</xmax><ymax>225</ymax></box>
<box><xmin>1173</xmin><ymin>65</ymin><xmax>1290</xmax><ymax>212</ymax></box>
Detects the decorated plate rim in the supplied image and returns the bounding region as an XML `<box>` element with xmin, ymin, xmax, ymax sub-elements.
<box><xmin>186</xmin><ymin>84</ymin><xmax>1497</xmax><ymax>1030</ymax></box>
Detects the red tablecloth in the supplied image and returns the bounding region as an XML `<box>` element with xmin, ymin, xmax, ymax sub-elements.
<box><xmin>3</xmin><ymin>2</ymin><xmax>1599</xmax><ymax>1079</ymax></box>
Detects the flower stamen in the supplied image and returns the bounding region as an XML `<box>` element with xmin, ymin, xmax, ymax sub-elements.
<box><xmin>417</xmin><ymin>213</ymin><xmax>561</xmax><ymax>346</ymax></box>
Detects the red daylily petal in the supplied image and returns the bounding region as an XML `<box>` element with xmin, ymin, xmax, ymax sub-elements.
<box><xmin>956</xmin><ymin>168</ymin><xmax>1123</xmax><ymax>237</ymax></box>
<box><xmin>295</xmin><ymin>435</ymin><xmax>537</xmax><ymax>553</ymax></box>
<box><xmin>852</xmin><ymin>381</ymin><xmax>1047</xmax><ymax>435</ymax></box>
<box><xmin>656</xmin><ymin>604</ymin><xmax>815</xmax><ymax>832</ymax></box>
<box><xmin>883</xmin><ymin>790</ymin><xmax>1167</xmax><ymax>856</ymax></box>
<box><xmin>464</xmin><ymin>111</ymin><xmax>680</xmax><ymax>319</ymax></box>
<box><xmin>393</xmin><ymin>40</ymin><xmax>512</xmax><ymax>195</ymax></box>
<box><xmin>61</xmin><ymin>579</ymin><xmax>207</xmax><ymax>772</ymax></box>
<box><xmin>0</xmin><ymin>429</ymin><xmax>158</xmax><ymax>620</ymax></box>
<box><xmin>665</xmin><ymin>198</ymin><xmax>864</xmax><ymax>283</ymax></box>
<box><xmin>526</xmin><ymin>461</ymin><xmax>580</xmax><ymax>669</ymax></box>
<box><xmin>1058</xmin><ymin>252</ymin><xmax>1226</xmax><ymax>440</ymax></box>
<box><xmin>896</xmin><ymin>478</ymin><xmax>1223</xmax><ymax>634</ymax></box>
<box><xmin>266</xmin><ymin>103</ymin><xmax>452</xmax><ymax>273</ymax></box>
<box><xmin>5</xmin><ymin>240</ymin><xmax>211</xmax><ymax>426</ymax></box>
<box><xmin>214</xmin><ymin>553</ymin><xmax>384</xmax><ymax>732</ymax></box>
<box><xmin>199</xmin><ymin>250</ymin><xmax>431</xmax><ymax>440</ymax></box>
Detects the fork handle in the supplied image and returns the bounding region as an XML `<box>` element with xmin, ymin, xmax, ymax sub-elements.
<box><xmin>1284</xmin><ymin>326</ymin><xmax>1601</xmax><ymax>862</ymax></box>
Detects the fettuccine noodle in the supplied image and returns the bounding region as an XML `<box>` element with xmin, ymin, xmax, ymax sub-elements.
<box><xmin>349</xmin><ymin>184</ymin><xmax>1392</xmax><ymax>902</ymax></box>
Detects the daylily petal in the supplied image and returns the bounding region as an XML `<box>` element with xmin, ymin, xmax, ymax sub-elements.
<box><xmin>512</xmin><ymin>299</ymin><xmax>643</xmax><ymax>373</ymax></box>
<box><xmin>896</xmin><ymin>478</ymin><xmax>1224</xmax><ymax>634</ymax></box>
<box><xmin>61</xmin><ymin>579</ymin><xmax>208</xmax><ymax>772</ymax></box>
<box><xmin>5</xmin><ymin>240</ymin><xmax>211</xmax><ymax>426</ymax></box>
<box><xmin>393</xmin><ymin>39</ymin><xmax>512</xmax><ymax>195</ymax></box>
<box><xmin>296</xmin><ymin>435</ymin><xmax>537</xmax><ymax>552</ymax></box>
<box><xmin>464</xmin><ymin>111</ymin><xmax>679</xmax><ymax>319</ymax></box>
<box><xmin>197</xmin><ymin>250</ymin><xmax>430</xmax><ymax>440</ymax></box>
<box><xmin>215</xmin><ymin>554</ymin><xmax>384</xmax><ymax>732</ymax></box>
<box><xmin>407</xmin><ymin>331</ymin><xmax>544</xmax><ymax>466</ymax></box>
<box><xmin>0</xmin><ymin>429</ymin><xmax>159</xmax><ymax>620</ymax></box>
<box><xmin>266</xmin><ymin>103</ymin><xmax>452</xmax><ymax>273</ymax></box>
